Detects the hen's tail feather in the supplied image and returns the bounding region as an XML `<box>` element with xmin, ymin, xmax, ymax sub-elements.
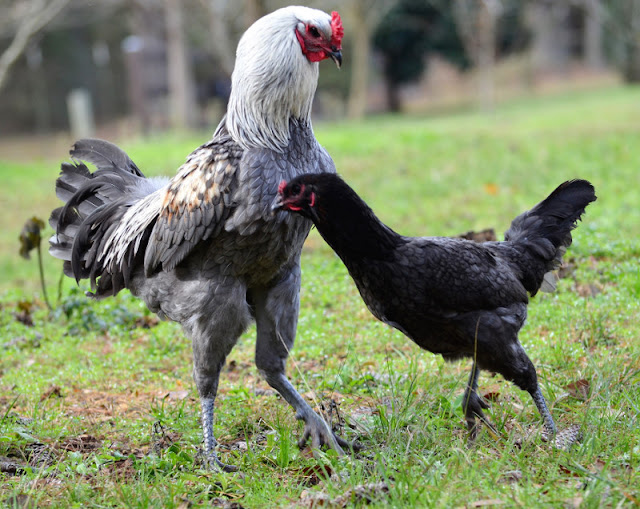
<box><xmin>504</xmin><ymin>179</ymin><xmax>596</xmax><ymax>296</ymax></box>
<box><xmin>49</xmin><ymin>140</ymin><xmax>156</xmax><ymax>297</ymax></box>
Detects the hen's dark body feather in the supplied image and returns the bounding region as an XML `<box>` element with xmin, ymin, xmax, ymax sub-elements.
<box><xmin>278</xmin><ymin>173</ymin><xmax>596</xmax><ymax>436</ymax></box>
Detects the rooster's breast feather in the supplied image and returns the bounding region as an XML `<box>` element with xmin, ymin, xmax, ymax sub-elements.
<box><xmin>142</xmin><ymin>133</ymin><xmax>243</xmax><ymax>275</ymax></box>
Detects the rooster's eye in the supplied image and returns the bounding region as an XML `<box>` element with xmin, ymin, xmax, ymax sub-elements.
<box><xmin>291</xmin><ymin>184</ymin><xmax>302</xmax><ymax>195</ymax></box>
<box><xmin>308</xmin><ymin>26</ymin><xmax>320</xmax><ymax>38</ymax></box>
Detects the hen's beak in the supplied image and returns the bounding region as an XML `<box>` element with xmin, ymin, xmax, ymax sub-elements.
<box><xmin>329</xmin><ymin>49</ymin><xmax>342</xmax><ymax>68</ymax></box>
<box><xmin>271</xmin><ymin>194</ymin><xmax>284</xmax><ymax>215</ymax></box>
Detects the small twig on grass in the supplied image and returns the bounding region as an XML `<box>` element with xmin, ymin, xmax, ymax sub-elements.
<box><xmin>36</xmin><ymin>240</ymin><xmax>52</xmax><ymax>311</ymax></box>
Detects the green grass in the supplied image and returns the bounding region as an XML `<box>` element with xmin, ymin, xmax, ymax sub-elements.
<box><xmin>1</xmin><ymin>86</ymin><xmax>639</xmax><ymax>507</ymax></box>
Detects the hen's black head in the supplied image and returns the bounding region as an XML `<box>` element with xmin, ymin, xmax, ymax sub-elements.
<box><xmin>275</xmin><ymin>173</ymin><xmax>333</xmax><ymax>221</ymax></box>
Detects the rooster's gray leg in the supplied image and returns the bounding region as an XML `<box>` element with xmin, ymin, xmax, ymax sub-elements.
<box><xmin>200</xmin><ymin>397</ymin><xmax>238</xmax><ymax>472</ymax></box>
<box><xmin>462</xmin><ymin>363</ymin><xmax>493</xmax><ymax>439</ymax></box>
<box><xmin>252</xmin><ymin>260</ymin><xmax>349</xmax><ymax>455</ymax></box>
<box><xmin>190</xmin><ymin>282</ymin><xmax>252</xmax><ymax>472</ymax></box>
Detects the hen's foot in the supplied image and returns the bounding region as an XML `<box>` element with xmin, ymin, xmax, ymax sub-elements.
<box><xmin>544</xmin><ymin>424</ymin><xmax>582</xmax><ymax>450</ymax></box>
<box><xmin>463</xmin><ymin>391</ymin><xmax>499</xmax><ymax>441</ymax></box>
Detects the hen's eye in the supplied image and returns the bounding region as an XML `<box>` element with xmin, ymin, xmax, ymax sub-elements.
<box><xmin>292</xmin><ymin>184</ymin><xmax>301</xmax><ymax>194</ymax></box>
<box><xmin>308</xmin><ymin>26</ymin><xmax>320</xmax><ymax>38</ymax></box>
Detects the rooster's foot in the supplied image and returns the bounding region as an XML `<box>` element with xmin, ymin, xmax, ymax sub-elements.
<box><xmin>195</xmin><ymin>446</ymin><xmax>238</xmax><ymax>473</ymax></box>
<box><xmin>297</xmin><ymin>411</ymin><xmax>354</xmax><ymax>455</ymax></box>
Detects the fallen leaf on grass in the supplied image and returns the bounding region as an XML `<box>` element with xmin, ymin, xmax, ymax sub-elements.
<box><xmin>165</xmin><ymin>390</ymin><xmax>190</xmax><ymax>401</ymax></box>
<box><xmin>40</xmin><ymin>385</ymin><xmax>63</xmax><ymax>401</ymax></box>
<box><xmin>176</xmin><ymin>497</ymin><xmax>192</xmax><ymax>509</ymax></box>
<box><xmin>295</xmin><ymin>482</ymin><xmax>389</xmax><ymax>508</ymax></box>
<box><xmin>557</xmin><ymin>260</ymin><xmax>576</xmax><ymax>279</ymax></box>
<box><xmin>565</xmin><ymin>379</ymin><xmax>590</xmax><ymax>401</ymax></box>
<box><xmin>58</xmin><ymin>434</ymin><xmax>102</xmax><ymax>453</ymax></box>
<box><xmin>456</xmin><ymin>229</ymin><xmax>497</xmax><ymax>243</ymax></box>
<box><xmin>211</xmin><ymin>499</ymin><xmax>246</xmax><ymax>509</ymax></box>
<box><xmin>470</xmin><ymin>499</ymin><xmax>506</xmax><ymax>507</ymax></box>
<box><xmin>483</xmin><ymin>183</ymin><xmax>499</xmax><ymax>196</ymax></box>
<box><xmin>134</xmin><ymin>315</ymin><xmax>160</xmax><ymax>329</ymax></box>
<box><xmin>1</xmin><ymin>494</ymin><xmax>36</xmax><ymax>509</ymax></box>
<box><xmin>575</xmin><ymin>283</ymin><xmax>602</xmax><ymax>298</ymax></box>
<box><xmin>498</xmin><ymin>470</ymin><xmax>523</xmax><ymax>484</ymax></box>
<box><xmin>0</xmin><ymin>458</ymin><xmax>25</xmax><ymax>475</ymax></box>
<box><xmin>292</xmin><ymin>464</ymin><xmax>333</xmax><ymax>487</ymax></box>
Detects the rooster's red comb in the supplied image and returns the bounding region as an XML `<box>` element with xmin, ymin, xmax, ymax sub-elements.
<box><xmin>278</xmin><ymin>180</ymin><xmax>287</xmax><ymax>194</ymax></box>
<box><xmin>330</xmin><ymin>11</ymin><xmax>344</xmax><ymax>49</ymax></box>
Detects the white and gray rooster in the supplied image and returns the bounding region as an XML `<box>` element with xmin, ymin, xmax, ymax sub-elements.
<box><xmin>49</xmin><ymin>6</ymin><xmax>345</xmax><ymax>471</ymax></box>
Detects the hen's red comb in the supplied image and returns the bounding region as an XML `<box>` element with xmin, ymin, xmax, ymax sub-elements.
<box><xmin>278</xmin><ymin>180</ymin><xmax>287</xmax><ymax>194</ymax></box>
<box><xmin>330</xmin><ymin>11</ymin><xmax>344</xmax><ymax>49</ymax></box>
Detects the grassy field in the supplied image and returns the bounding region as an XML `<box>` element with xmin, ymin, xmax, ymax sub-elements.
<box><xmin>1</xmin><ymin>86</ymin><xmax>639</xmax><ymax>507</ymax></box>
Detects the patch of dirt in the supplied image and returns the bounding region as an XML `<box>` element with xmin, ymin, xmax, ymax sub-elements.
<box><xmin>291</xmin><ymin>464</ymin><xmax>334</xmax><ymax>487</ymax></box>
<box><xmin>57</xmin><ymin>434</ymin><xmax>103</xmax><ymax>453</ymax></box>
<box><xmin>96</xmin><ymin>456</ymin><xmax>140</xmax><ymax>482</ymax></box>
<box><xmin>60</xmin><ymin>387</ymin><xmax>156</xmax><ymax>421</ymax></box>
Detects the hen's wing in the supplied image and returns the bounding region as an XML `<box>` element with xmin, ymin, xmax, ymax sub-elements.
<box><xmin>142</xmin><ymin>132</ymin><xmax>243</xmax><ymax>275</ymax></box>
<box><xmin>399</xmin><ymin>237</ymin><xmax>529</xmax><ymax>312</ymax></box>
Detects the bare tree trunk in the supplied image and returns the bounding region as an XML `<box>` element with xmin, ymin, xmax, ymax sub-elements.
<box><xmin>347</xmin><ymin>0</ymin><xmax>371</xmax><ymax>119</ymax></box>
<box><xmin>623</xmin><ymin>0</ymin><xmax>640</xmax><ymax>82</ymax></box>
<box><xmin>0</xmin><ymin>0</ymin><xmax>71</xmax><ymax>94</ymax></box>
<box><xmin>384</xmin><ymin>77</ymin><xmax>401</xmax><ymax>113</ymax></box>
<box><xmin>583</xmin><ymin>0</ymin><xmax>604</xmax><ymax>68</ymax></box>
<box><xmin>205</xmin><ymin>0</ymin><xmax>236</xmax><ymax>77</ymax></box>
<box><xmin>26</xmin><ymin>43</ymin><xmax>51</xmax><ymax>132</ymax></box>
<box><xmin>244</xmin><ymin>0</ymin><xmax>266</xmax><ymax>27</ymax></box>
<box><xmin>476</xmin><ymin>0</ymin><xmax>497</xmax><ymax>111</ymax></box>
<box><xmin>346</xmin><ymin>0</ymin><xmax>395</xmax><ymax>119</ymax></box>
<box><xmin>527</xmin><ymin>0</ymin><xmax>570</xmax><ymax>73</ymax></box>
<box><xmin>454</xmin><ymin>0</ymin><xmax>500</xmax><ymax>111</ymax></box>
<box><xmin>165</xmin><ymin>0</ymin><xmax>196</xmax><ymax>129</ymax></box>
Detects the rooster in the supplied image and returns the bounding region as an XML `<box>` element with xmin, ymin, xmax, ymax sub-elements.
<box><xmin>275</xmin><ymin>173</ymin><xmax>596</xmax><ymax>440</ymax></box>
<box><xmin>49</xmin><ymin>6</ymin><xmax>345</xmax><ymax>471</ymax></box>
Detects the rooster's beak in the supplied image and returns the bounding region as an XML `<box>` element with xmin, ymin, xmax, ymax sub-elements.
<box><xmin>329</xmin><ymin>49</ymin><xmax>342</xmax><ymax>68</ymax></box>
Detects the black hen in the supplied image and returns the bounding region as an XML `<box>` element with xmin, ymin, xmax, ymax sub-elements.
<box><xmin>275</xmin><ymin>173</ymin><xmax>596</xmax><ymax>438</ymax></box>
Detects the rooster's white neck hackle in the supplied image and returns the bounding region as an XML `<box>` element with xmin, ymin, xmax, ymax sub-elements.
<box><xmin>226</xmin><ymin>6</ymin><xmax>331</xmax><ymax>152</ymax></box>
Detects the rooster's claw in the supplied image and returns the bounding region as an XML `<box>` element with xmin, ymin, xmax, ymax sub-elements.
<box><xmin>297</xmin><ymin>412</ymin><xmax>357</xmax><ymax>455</ymax></box>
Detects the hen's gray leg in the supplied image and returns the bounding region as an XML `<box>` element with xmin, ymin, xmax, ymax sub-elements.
<box><xmin>189</xmin><ymin>281</ymin><xmax>252</xmax><ymax>472</ymax></box>
<box><xmin>505</xmin><ymin>342</ymin><xmax>557</xmax><ymax>438</ymax></box>
<box><xmin>252</xmin><ymin>259</ymin><xmax>350</xmax><ymax>455</ymax></box>
<box><xmin>530</xmin><ymin>387</ymin><xmax>557</xmax><ymax>437</ymax></box>
<box><xmin>462</xmin><ymin>363</ymin><xmax>493</xmax><ymax>439</ymax></box>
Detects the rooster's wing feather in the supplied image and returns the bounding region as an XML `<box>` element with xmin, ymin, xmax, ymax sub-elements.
<box><xmin>143</xmin><ymin>133</ymin><xmax>243</xmax><ymax>275</ymax></box>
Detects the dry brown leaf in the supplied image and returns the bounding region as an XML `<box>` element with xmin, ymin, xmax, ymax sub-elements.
<box><xmin>40</xmin><ymin>385</ymin><xmax>63</xmax><ymax>401</ymax></box>
<box><xmin>166</xmin><ymin>390</ymin><xmax>190</xmax><ymax>401</ymax></box>
<box><xmin>483</xmin><ymin>182</ymin><xmax>499</xmax><ymax>196</ymax></box>
<box><xmin>565</xmin><ymin>379</ymin><xmax>590</xmax><ymax>401</ymax></box>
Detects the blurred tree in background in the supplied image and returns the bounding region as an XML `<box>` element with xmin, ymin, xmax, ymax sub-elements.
<box><xmin>373</xmin><ymin>0</ymin><xmax>529</xmax><ymax>111</ymax></box>
<box><xmin>606</xmin><ymin>0</ymin><xmax>640</xmax><ymax>82</ymax></box>
<box><xmin>0</xmin><ymin>0</ymin><xmax>637</xmax><ymax>136</ymax></box>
